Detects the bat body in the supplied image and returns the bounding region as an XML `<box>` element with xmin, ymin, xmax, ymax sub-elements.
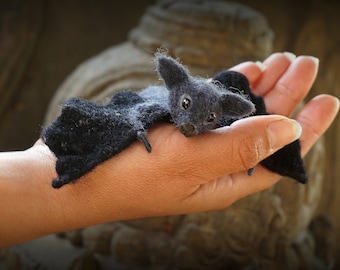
<box><xmin>42</xmin><ymin>54</ymin><xmax>307</xmax><ymax>188</ymax></box>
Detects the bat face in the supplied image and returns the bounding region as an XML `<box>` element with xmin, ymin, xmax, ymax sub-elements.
<box><xmin>156</xmin><ymin>54</ymin><xmax>255</xmax><ymax>137</ymax></box>
<box><xmin>169</xmin><ymin>80</ymin><xmax>223</xmax><ymax>137</ymax></box>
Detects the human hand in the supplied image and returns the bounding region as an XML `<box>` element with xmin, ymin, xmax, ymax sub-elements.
<box><xmin>55</xmin><ymin>52</ymin><xmax>338</xmax><ymax>226</ymax></box>
<box><xmin>2</xmin><ymin>53</ymin><xmax>338</xmax><ymax>247</ymax></box>
<box><xmin>14</xmin><ymin>53</ymin><xmax>336</xmax><ymax>242</ymax></box>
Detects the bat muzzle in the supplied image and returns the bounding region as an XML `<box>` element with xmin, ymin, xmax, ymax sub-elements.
<box><xmin>179</xmin><ymin>123</ymin><xmax>197</xmax><ymax>137</ymax></box>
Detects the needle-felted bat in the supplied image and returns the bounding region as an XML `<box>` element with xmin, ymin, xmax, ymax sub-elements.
<box><xmin>41</xmin><ymin>53</ymin><xmax>307</xmax><ymax>189</ymax></box>
<box><xmin>213</xmin><ymin>70</ymin><xmax>307</xmax><ymax>183</ymax></box>
<box><xmin>41</xmin><ymin>54</ymin><xmax>255</xmax><ymax>188</ymax></box>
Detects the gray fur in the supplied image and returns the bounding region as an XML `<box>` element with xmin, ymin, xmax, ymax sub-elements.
<box><xmin>155</xmin><ymin>54</ymin><xmax>256</xmax><ymax>136</ymax></box>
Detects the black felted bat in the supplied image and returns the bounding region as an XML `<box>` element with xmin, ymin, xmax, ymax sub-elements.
<box><xmin>42</xmin><ymin>54</ymin><xmax>307</xmax><ymax>188</ymax></box>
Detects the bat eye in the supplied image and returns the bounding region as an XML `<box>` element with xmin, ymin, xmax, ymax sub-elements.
<box><xmin>206</xmin><ymin>113</ymin><xmax>216</xmax><ymax>122</ymax></box>
<box><xmin>181</xmin><ymin>97</ymin><xmax>191</xmax><ymax>110</ymax></box>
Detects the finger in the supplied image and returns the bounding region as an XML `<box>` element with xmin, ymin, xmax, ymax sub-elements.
<box><xmin>224</xmin><ymin>94</ymin><xmax>339</xmax><ymax>201</ymax></box>
<box><xmin>252</xmin><ymin>52</ymin><xmax>295</xmax><ymax>96</ymax></box>
<box><xmin>112</xmin><ymin>115</ymin><xmax>301</xmax><ymax>214</ymax></box>
<box><xmin>229</xmin><ymin>61</ymin><xmax>263</xmax><ymax>84</ymax></box>
<box><xmin>113</xmin><ymin>114</ymin><xmax>301</xmax><ymax>189</ymax></box>
<box><xmin>263</xmin><ymin>56</ymin><xmax>319</xmax><ymax>116</ymax></box>
<box><xmin>147</xmin><ymin>115</ymin><xmax>302</xmax><ymax>183</ymax></box>
<box><xmin>296</xmin><ymin>94</ymin><xmax>339</xmax><ymax>156</ymax></box>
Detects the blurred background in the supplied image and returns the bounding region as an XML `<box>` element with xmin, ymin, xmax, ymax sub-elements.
<box><xmin>0</xmin><ymin>0</ymin><xmax>339</xmax><ymax>269</ymax></box>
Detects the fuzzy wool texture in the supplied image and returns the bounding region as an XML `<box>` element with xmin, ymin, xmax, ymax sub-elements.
<box><xmin>213</xmin><ymin>70</ymin><xmax>307</xmax><ymax>183</ymax></box>
<box><xmin>42</xmin><ymin>54</ymin><xmax>307</xmax><ymax>188</ymax></box>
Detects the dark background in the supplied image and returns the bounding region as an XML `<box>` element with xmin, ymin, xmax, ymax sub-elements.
<box><xmin>0</xmin><ymin>0</ymin><xmax>338</xmax><ymax>152</ymax></box>
<box><xmin>1</xmin><ymin>0</ymin><xmax>339</xmax><ymax>266</ymax></box>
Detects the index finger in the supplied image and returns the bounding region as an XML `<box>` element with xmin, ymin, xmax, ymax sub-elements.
<box><xmin>229</xmin><ymin>61</ymin><xmax>263</xmax><ymax>85</ymax></box>
<box><xmin>263</xmin><ymin>56</ymin><xmax>319</xmax><ymax>116</ymax></box>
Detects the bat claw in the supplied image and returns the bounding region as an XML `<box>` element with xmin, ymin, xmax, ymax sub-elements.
<box><xmin>137</xmin><ymin>130</ymin><xmax>152</xmax><ymax>153</ymax></box>
<box><xmin>247</xmin><ymin>167</ymin><xmax>255</xmax><ymax>176</ymax></box>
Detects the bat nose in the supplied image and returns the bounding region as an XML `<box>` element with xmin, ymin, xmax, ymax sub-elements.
<box><xmin>179</xmin><ymin>123</ymin><xmax>197</xmax><ymax>137</ymax></box>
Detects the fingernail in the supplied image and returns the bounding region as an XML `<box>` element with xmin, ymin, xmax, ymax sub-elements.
<box><xmin>283</xmin><ymin>52</ymin><xmax>296</xmax><ymax>62</ymax></box>
<box><xmin>266</xmin><ymin>118</ymin><xmax>302</xmax><ymax>152</ymax></box>
<box><xmin>306</xmin><ymin>55</ymin><xmax>319</xmax><ymax>66</ymax></box>
<box><xmin>255</xmin><ymin>61</ymin><xmax>266</xmax><ymax>71</ymax></box>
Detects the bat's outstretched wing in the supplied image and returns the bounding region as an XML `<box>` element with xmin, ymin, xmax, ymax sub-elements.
<box><xmin>42</xmin><ymin>96</ymin><xmax>138</xmax><ymax>188</ymax></box>
<box><xmin>213</xmin><ymin>70</ymin><xmax>307</xmax><ymax>184</ymax></box>
<box><xmin>260</xmin><ymin>140</ymin><xmax>307</xmax><ymax>183</ymax></box>
<box><xmin>42</xmin><ymin>90</ymin><xmax>171</xmax><ymax>188</ymax></box>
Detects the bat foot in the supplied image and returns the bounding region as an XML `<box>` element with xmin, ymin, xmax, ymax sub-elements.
<box><xmin>247</xmin><ymin>167</ymin><xmax>255</xmax><ymax>176</ymax></box>
<box><xmin>51</xmin><ymin>176</ymin><xmax>72</xmax><ymax>189</ymax></box>
<box><xmin>137</xmin><ymin>130</ymin><xmax>152</xmax><ymax>153</ymax></box>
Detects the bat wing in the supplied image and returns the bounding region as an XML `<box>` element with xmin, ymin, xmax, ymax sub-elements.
<box><xmin>129</xmin><ymin>101</ymin><xmax>171</xmax><ymax>153</ymax></box>
<box><xmin>260</xmin><ymin>140</ymin><xmax>307</xmax><ymax>183</ymax></box>
<box><xmin>116</xmin><ymin>88</ymin><xmax>171</xmax><ymax>152</ymax></box>
<box><xmin>213</xmin><ymin>70</ymin><xmax>307</xmax><ymax>184</ymax></box>
<box><xmin>42</xmin><ymin>91</ymin><xmax>171</xmax><ymax>188</ymax></box>
<box><xmin>42</xmin><ymin>97</ymin><xmax>137</xmax><ymax>188</ymax></box>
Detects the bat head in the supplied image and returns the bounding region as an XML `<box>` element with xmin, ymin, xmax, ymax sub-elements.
<box><xmin>156</xmin><ymin>54</ymin><xmax>255</xmax><ymax>137</ymax></box>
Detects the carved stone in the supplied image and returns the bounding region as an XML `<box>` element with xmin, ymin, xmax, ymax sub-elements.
<box><xmin>43</xmin><ymin>0</ymin><xmax>273</xmax><ymax>124</ymax></box>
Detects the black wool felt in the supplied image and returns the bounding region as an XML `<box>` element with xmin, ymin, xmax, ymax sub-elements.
<box><xmin>42</xmin><ymin>91</ymin><xmax>171</xmax><ymax>188</ymax></box>
<box><xmin>213</xmin><ymin>70</ymin><xmax>307</xmax><ymax>184</ymax></box>
<box><xmin>42</xmin><ymin>54</ymin><xmax>306</xmax><ymax>188</ymax></box>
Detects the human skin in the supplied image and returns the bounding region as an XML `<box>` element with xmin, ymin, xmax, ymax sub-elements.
<box><xmin>0</xmin><ymin>52</ymin><xmax>338</xmax><ymax>247</ymax></box>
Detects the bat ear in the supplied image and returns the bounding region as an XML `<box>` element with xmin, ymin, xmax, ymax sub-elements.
<box><xmin>156</xmin><ymin>54</ymin><xmax>189</xmax><ymax>88</ymax></box>
<box><xmin>220</xmin><ymin>92</ymin><xmax>256</xmax><ymax>117</ymax></box>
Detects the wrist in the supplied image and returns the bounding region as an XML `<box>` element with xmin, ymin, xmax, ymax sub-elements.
<box><xmin>0</xmin><ymin>143</ymin><xmax>60</xmax><ymax>247</ymax></box>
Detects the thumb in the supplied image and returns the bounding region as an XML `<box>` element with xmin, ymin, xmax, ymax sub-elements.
<box><xmin>181</xmin><ymin>115</ymin><xmax>302</xmax><ymax>181</ymax></box>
